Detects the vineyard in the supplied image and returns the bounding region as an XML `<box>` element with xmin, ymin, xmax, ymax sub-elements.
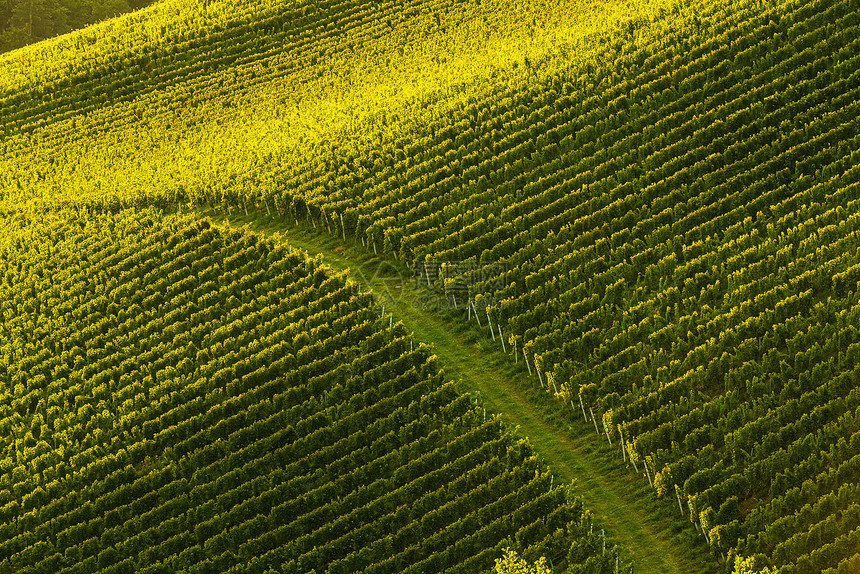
<box><xmin>1</xmin><ymin>0</ymin><xmax>859</xmax><ymax>571</ymax></box>
<box><xmin>0</xmin><ymin>210</ymin><xmax>613</xmax><ymax>572</ymax></box>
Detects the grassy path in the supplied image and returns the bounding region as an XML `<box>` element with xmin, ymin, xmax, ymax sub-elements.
<box><xmin>204</xmin><ymin>210</ymin><xmax>716</xmax><ymax>574</ymax></box>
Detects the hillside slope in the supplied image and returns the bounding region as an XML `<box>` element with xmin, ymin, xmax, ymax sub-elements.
<box><xmin>2</xmin><ymin>0</ymin><xmax>860</xmax><ymax>571</ymax></box>
<box><xmin>0</xmin><ymin>0</ymin><xmax>653</xmax><ymax>209</ymax></box>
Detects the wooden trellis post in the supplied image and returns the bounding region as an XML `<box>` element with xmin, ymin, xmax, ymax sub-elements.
<box><xmin>619</xmin><ymin>426</ymin><xmax>627</xmax><ymax>462</ymax></box>
<box><xmin>589</xmin><ymin>407</ymin><xmax>600</xmax><ymax>435</ymax></box>
<box><xmin>643</xmin><ymin>457</ymin><xmax>653</xmax><ymax>487</ymax></box>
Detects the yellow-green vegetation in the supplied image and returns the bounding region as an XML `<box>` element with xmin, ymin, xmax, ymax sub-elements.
<box><xmin>0</xmin><ymin>0</ymin><xmax>682</xmax><ymax>210</ymax></box>
<box><xmin>2</xmin><ymin>0</ymin><xmax>860</xmax><ymax>572</ymax></box>
<box><xmin>494</xmin><ymin>547</ymin><xmax>551</xmax><ymax>574</ymax></box>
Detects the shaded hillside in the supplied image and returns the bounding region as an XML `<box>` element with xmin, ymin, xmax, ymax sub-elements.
<box><xmin>0</xmin><ymin>209</ymin><xmax>605</xmax><ymax>573</ymax></box>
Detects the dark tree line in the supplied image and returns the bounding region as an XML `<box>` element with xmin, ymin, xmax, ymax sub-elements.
<box><xmin>0</xmin><ymin>0</ymin><xmax>155</xmax><ymax>52</ymax></box>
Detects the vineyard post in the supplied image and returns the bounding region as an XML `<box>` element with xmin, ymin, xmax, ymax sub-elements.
<box><xmin>486</xmin><ymin>310</ymin><xmax>494</xmax><ymax>340</ymax></box>
<box><xmin>472</xmin><ymin>301</ymin><xmax>482</xmax><ymax>327</ymax></box>
<box><xmin>524</xmin><ymin>350</ymin><xmax>532</xmax><ymax>375</ymax></box>
<box><xmin>389</xmin><ymin>315</ymin><xmax>393</xmax><ymax>328</ymax></box>
<box><xmin>513</xmin><ymin>337</ymin><xmax>517</xmax><ymax>363</ymax></box>
<box><xmin>340</xmin><ymin>212</ymin><xmax>346</xmax><ymax>240</ymax></box>
<box><xmin>244</xmin><ymin>201</ymin><xmax>248</xmax><ymax>216</ymax></box>
<box><xmin>274</xmin><ymin>196</ymin><xmax>281</xmax><ymax>216</ymax></box>
<box><xmin>619</xmin><ymin>426</ymin><xmax>627</xmax><ymax>462</ymax></box>
<box><xmin>499</xmin><ymin>327</ymin><xmax>506</xmax><ymax>352</ymax></box>
<box><xmin>264</xmin><ymin>198</ymin><xmax>271</xmax><ymax>217</ymax></box>
<box><xmin>536</xmin><ymin>368</ymin><xmax>545</xmax><ymax>389</ymax></box>
<box><xmin>549</xmin><ymin>372</ymin><xmax>558</xmax><ymax>395</ymax></box>
<box><xmin>687</xmin><ymin>504</ymin><xmax>705</xmax><ymax>534</ymax></box>
<box><xmin>589</xmin><ymin>407</ymin><xmax>600</xmax><ymax>435</ymax></box>
<box><xmin>675</xmin><ymin>485</ymin><xmax>684</xmax><ymax>515</ymax></box>
<box><xmin>602</xmin><ymin>529</ymin><xmax>606</xmax><ymax>553</ymax></box>
<box><xmin>603</xmin><ymin>419</ymin><xmax>612</xmax><ymax>446</ymax></box>
<box><xmin>578</xmin><ymin>393</ymin><xmax>588</xmax><ymax>421</ymax></box>
<box><xmin>306</xmin><ymin>204</ymin><xmax>316</xmax><ymax>228</ymax></box>
<box><xmin>550</xmin><ymin>474</ymin><xmax>553</xmax><ymax>491</ymax></box>
<box><xmin>467</xmin><ymin>299</ymin><xmax>472</xmax><ymax>321</ymax></box>
<box><xmin>643</xmin><ymin>457</ymin><xmax>653</xmax><ymax>487</ymax></box>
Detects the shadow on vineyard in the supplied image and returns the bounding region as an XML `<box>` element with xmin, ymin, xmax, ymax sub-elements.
<box><xmin>0</xmin><ymin>209</ymin><xmax>612</xmax><ymax>573</ymax></box>
<box><xmin>205</xmin><ymin>208</ymin><xmax>718</xmax><ymax>574</ymax></box>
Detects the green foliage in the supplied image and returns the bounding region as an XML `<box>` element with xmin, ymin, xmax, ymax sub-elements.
<box><xmin>730</xmin><ymin>553</ymin><xmax>774</xmax><ymax>574</ymax></box>
<box><xmin>493</xmin><ymin>547</ymin><xmax>550</xmax><ymax>574</ymax></box>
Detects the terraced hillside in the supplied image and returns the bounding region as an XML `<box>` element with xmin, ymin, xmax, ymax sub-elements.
<box><xmin>2</xmin><ymin>0</ymin><xmax>860</xmax><ymax>571</ymax></box>
<box><xmin>0</xmin><ymin>209</ymin><xmax>606</xmax><ymax>573</ymax></box>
